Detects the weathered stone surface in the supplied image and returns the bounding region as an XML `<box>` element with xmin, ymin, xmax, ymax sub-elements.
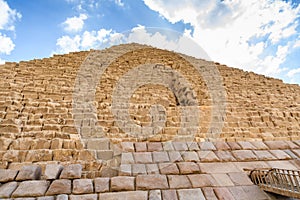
<box><xmin>121</xmin><ymin>152</ymin><xmax>135</xmax><ymax>164</ymax></box>
<box><xmin>69</xmin><ymin>194</ymin><xmax>98</xmax><ymax>200</ymax></box>
<box><xmin>238</xmin><ymin>141</ymin><xmax>256</xmax><ymax>150</ymax></box>
<box><xmin>181</xmin><ymin>152</ymin><xmax>199</xmax><ymax>162</ymax></box>
<box><xmin>146</xmin><ymin>164</ymin><xmax>159</xmax><ymax>174</ymax></box>
<box><xmin>215</xmin><ymin>151</ymin><xmax>236</xmax><ymax>161</ymax></box>
<box><xmin>242</xmin><ymin>185</ymin><xmax>270</xmax><ymax>200</ymax></box>
<box><xmin>172</xmin><ymin>142</ymin><xmax>188</xmax><ymax>151</ymax></box>
<box><xmin>264</xmin><ymin>141</ymin><xmax>289</xmax><ymax>149</ymax></box>
<box><xmin>121</xmin><ymin>142</ymin><xmax>135</xmax><ymax>152</ymax></box>
<box><xmin>0</xmin><ymin>181</ymin><xmax>18</xmax><ymax>198</ymax></box>
<box><xmin>186</xmin><ymin>142</ymin><xmax>200</xmax><ymax>150</ymax></box>
<box><xmin>111</xmin><ymin>176</ymin><xmax>135</xmax><ymax>191</ymax></box>
<box><xmin>227</xmin><ymin>142</ymin><xmax>242</xmax><ymax>150</ymax></box>
<box><xmin>202</xmin><ymin>187</ymin><xmax>218</xmax><ymax>200</ymax></box>
<box><xmin>188</xmin><ymin>174</ymin><xmax>217</xmax><ymax>187</ymax></box>
<box><xmin>211</xmin><ymin>173</ymin><xmax>234</xmax><ymax>186</ymax></box>
<box><xmin>44</xmin><ymin>164</ymin><xmax>63</xmax><ymax>180</ymax></box>
<box><xmin>0</xmin><ymin>169</ymin><xmax>18</xmax><ymax>182</ymax></box>
<box><xmin>132</xmin><ymin>164</ymin><xmax>147</xmax><ymax>175</ymax></box>
<box><xmin>134</xmin><ymin>152</ymin><xmax>152</xmax><ymax>163</ymax></box>
<box><xmin>228</xmin><ymin>172</ymin><xmax>253</xmax><ymax>186</ymax></box>
<box><xmin>269</xmin><ymin>150</ymin><xmax>291</xmax><ymax>160</ymax></box>
<box><xmin>168</xmin><ymin>175</ymin><xmax>191</xmax><ymax>189</ymax></box>
<box><xmin>158</xmin><ymin>163</ymin><xmax>179</xmax><ymax>175</ymax></box>
<box><xmin>149</xmin><ymin>190</ymin><xmax>162</xmax><ymax>200</ymax></box>
<box><xmin>97</xmin><ymin>150</ymin><xmax>113</xmax><ymax>160</ymax></box>
<box><xmin>199</xmin><ymin>162</ymin><xmax>241</xmax><ymax>173</ymax></box>
<box><xmin>46</xmin><ymin>179</ymin><xmax>71</xmax><ymax>195</ymax></box>
<box><xmin>168</xmin><ymin>151</ymin><xmax>183</xmax><ymax>162</ymax></box>
<box><xmin>56</xmin><ymin>194</ymin><xmax>69</xmax><ymax>200</ymax></box>
<box><xmin>152</xmin><ymin>152</ymin><xmax>169</xmax><ymax>163</ymax></box>
<box><xmin>228</xmin><ymin>186</ymin><xmax>249</xmax><ymax>200</ymax></box>
<box><xmin>86</xmin><ymin>138</ymin><xmax>110</xmax><ymax>150</ymax></box>
<box><xmin>148</xmin><ymin>142</ymin><xmax>163</xmax><ymax>152</ymax></box>
<box><xmin>253</xmin><ymin>150</ymin><xmax>276</xmax><ymax>160</ymax></box>
<box><xmin>162</xmin><ymin>190</ymin><xmax>178</xmax><ymax>200</ymax></box>
<box><xmin>37</xmin><ymin>196</ymin><xmax>55</xmax><ymax>200</ymax></box>
<box><xmin>119</xmin><ymin>164</ymin><xmax>131</xmax><ymax>176</ymax></box>
<box><xmin>177</xmin><ymin>162</ymin><xmax>200</xmax><ymax>174</ymax></box>
<box><xmin>214</xmin><ymin>141</ymin><xmax>230</xmax><ymax>150</ymax></box>
<box><xmin>135</xmin><ymin>142</ymin><xmax>147</xmax><ymax>152</ymax></box>
<box><xmin>214</xmin><ymin>187</ymin><xmax>235</xmax><ymax>200</ymax></box>
<box><xmin>136</xmin><ymin>174</ymin><xmax>168</xmax><ymax>190</ymax></box>
<box><xmin>59</xmin><ymin>164</ymin><xmax>82</xmax><ymax>179</ymax></box>
<box><xmin>12</xmin><ymin>180</ymin><xmax>50</xmax><ymax>197</ymax></box>
<box><xmin>198</xmin><ymin>151</ymin><xmax>219</xmax><ymax>162</ymax></box>
<box><xmin>199</xmin><ymin>142</ymin><xmax>216</xmax><ymax>150</ymax></box>
<box><xmin>16</xmin><ymin>165</ymin><xmax>42</xmax><ymax>181</ymax></box>
<box><xmin>99</xmin><ymin>191</ymin><xmax>148</xmax><ymax>200</ymax></box>
<box><xmin>94</xmin><ymin>177</ymin><xmax>110</xmax><ymax>193</ymax></box>
<box><xmin>73</xmin><ymin>179</ymin><xmax>93</xmax><ymax>194</ymax></box>
<box><xmin>177</xmin><ymin>188</ymin><xmax>205</xmax><ymax>200</ymax></box>
<box><xmin>162</xmin><ymin>141</ymin><xmax>174</xmax><ymax>151</ymax></box>
<box><xmin>232</xmin><ymin>150</ymin><xmax>257</xmax><ymax>161</ymax></box>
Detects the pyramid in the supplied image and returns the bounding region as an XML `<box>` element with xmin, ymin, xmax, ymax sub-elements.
<box><xmin>0</xmin><ymin>43</ymin><xmax>299</xmax><ymax>199</ymax></box>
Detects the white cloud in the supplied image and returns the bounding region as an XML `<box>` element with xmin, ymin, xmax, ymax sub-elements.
<box><xmin>294</xmin><ymin>39</ymin><xmax>300</xmax><ymax>49</ymax></box>
<box><xmin>0</xmin><ymin>33</ymin><xmax>15</xmax><ymax>55</ymax></box>
<box><xmin>287</xmin><ymin>68</ymin><xmax>300</xmax><ymax>78</ymax></box>
<box><xmin>114</xmin><ymin>0</ymin><xmax>124</xmax><ymax>7</ymax></box>
<box><xmin>0</xmin><ymin>0</ymin><xmax>21</xmax><ymax>31</ymax></box>
<box><xmin>62</xmin><ymin>14</ymin><xmax>88</xmax><ymax>32</ymax></box>
<box><xmin>55</xmin><ymin>35</ymin><xmax>81</xmax><ymax>53</ymax></box>
<box><xmin>143</xmin><ymin>0</ymin><xmax>300</xmax><ymax>77</ymax></box>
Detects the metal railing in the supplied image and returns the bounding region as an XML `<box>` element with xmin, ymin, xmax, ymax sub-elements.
<box><xmin>249</xmin><ymin>168</ymin><xmax>300</xmax><ymax>198</ymax></box>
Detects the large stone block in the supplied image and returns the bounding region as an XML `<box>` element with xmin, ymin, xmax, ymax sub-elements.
<box><xmin>136</xmin><ymin>174</ymin><xmax>168</xmax><ymax>190</ymax></box>
<box><xmin>16</xmin><ymin>165</ymin><xmax>42</xmax><ymax>181</ymax></box>
<box><xmin>12</xmin><ymin>180</ymin><xmax>50</xmax><ymax>197</ymax></box>
<box><xmin>60</xmin><ymin>164</ymin><xmax>82</xmax><ymax>179</ymax></box>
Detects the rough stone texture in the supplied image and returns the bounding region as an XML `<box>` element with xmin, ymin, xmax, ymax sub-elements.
<box><xmin>147</xmin><ymin>143</ymin><xmax>163</xmax><ymax>152</ymax></box>
<box><xmin>188</xmin><ymin>174</ymin><xmax>217</xmax><ymax>187</ymax></box>
<box><xmin>214</xmin><ymin>187</ymin><xmax>235</xmax><ymax>200</ymax></box>
<box><xmin>134</xmin><ymin>152</ymin><xmax>153</xmax><ymax>163</ymax></box>
<box><xmin>16</xmin><ymin>165</ymin><xmax>42</xmax><ymax>181</ymax></box>
<box><xmin>44</xmin><ymin>164</ymin><xmax>63</xmax><ymax>180</ymax></box>
<box><xmin>162</xmin><ymin>190</ymin><xmax>178</xmax><ymax>200</ymax></box>
<box><xmin>168</xmin><ymin>175</ymin><xmax>191</xmax><ymax>189</ymax></box>
<box><xmin>177</xmin><ymin>162</ymin><xmax>200</xmax><ymax>174</ymax></box>
<box><xmin>202</xmin><ymin>187</ymin><xmax>218</xmax><ymax>200</ymax></box>
<box><xmin>177</xmin><ymin>188</ymin><xmax>205</xmax><ymax>200</ymax></box>
<box><xmin>46</xmin><ymin>179</ymin><xmax>71</xmax><ymax>195</ymax></box>
<box><xmin>73</xmin><ymin>179</ymin><xmax>93</xmax><ymax>194</ymax></box>
<box><xmin>0</xmin><ymin>169</ymin><xmax>18</xmax><ymax>182</ymax></box>
<box><xmin>37</xmin><ymin>196</ymin><xmax>55</xmax><ymax>200</ymax></box>
<box><xmin>158</xmin><ymin>163</ymin><xmax>179</xmax><ymax>175</ymax></box>
<box><xmin>69</xmin><ymin>194</ymin><xmax>98</xmax><ymax>200</ymax></box>
<box><xmin>149</xmin><ymin>190</ymin><xmax>162</xmax><ymax>200</ymax></box>
<box><xmin>99</xmin><ymin>191</ymin><xmax>148</xmax><ymax>200</ymax></box>
<box><xmin>59</xmin><ymin>164</ymin><xmax>82</xmax><ymax>179</ymax></box>
<box><xmin>56</xmin><ymin>194</ymin><xmax>69</xmax><ymax>200</ymax></box>
<box><xmin>111</xmin><ymin>176</ymin><xmax>135</xmax><ymax>191</ymax></box>
<box><xmin>94</xmin><ymin>177</ymin><xmax>110</xmax><ymax>193</ymax></box>
<box><xmin>136</xmin><ymin>174</ymin><xmax>168</xmax><ymax>190</ymax></box>
<box><xmin>0</xmin><ymin>181</ymin><xmax>18</xmax><ymax>198</ymax></box>
<box><xmin>12</xmin><ymin>180</ymin><xmax>50</xmax><ymax>197</ymax></box>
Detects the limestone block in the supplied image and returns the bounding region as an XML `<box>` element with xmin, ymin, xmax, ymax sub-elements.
<box><xmin>162</xmin><ymin>190</ymin><xmax>178</xmax><ymax>200</ymax></box>
<box><xmin>136</xmin><ymin>174</ymin><xmax>168</xmax><ymax>190</ymax></box>
<box><xmin>0</xmin><ymin>169</ymin><xmax>18</xmax><ymax>182</ymax></box>
<box><xmin>158</xmin><ymin>163</ymin><xmax>179</xmax><ymax>175</ymax></box>
<box><xmin>94</xmin><ymin>177</ymin><xmax>110</xmax><ymax>193</ymax></box>
<box><xmin>99</xmin><ymin>191</ymin><xmax>148</xmax><ymax>200</ymax></box>
<box><xmin>12</xmin><ymin>180</ymin><xmax>50</xmax><ymax>197</ymax></box>
<box><xmin>0</xmin><ymin>181</ymin><xmax>18</xmax><ymax>198</ymax></box>
<box><xmin>149</xmin><ymin>190</ymin><xmax>161</xmax><ymax>200</ymax></box>
<box><xmin>111</xmin><ymin>176</ymin><xmax>135</xmax><ymax>191</ymax></box>
<box><xmin>177</xmin><ymin>162</ymin><xmax>200</xmax><ymax>174</ymax></box>
<box><xmin>152</xmin><ymin>151</ymin><xmax>170</xmax><ymax>163</ymax></box>
<box><xmin>168</xmin><ymin>175</ymin><xmax>191</xmax><ymax>189</ymax></box>
<box><xmin>16</xmin><ymin>165</ymin><xmax>42</xmax><ymax>181</ymax></box>
<box><xmin>177</xmin><ymin>188</ymin><xmax>205</xmax><ymax>200</ymax></box>
<box><xmin>44</xmin><ymin>164</ymin><xmax>63</xmax><ymax>180</ymax></box>
<box><xmin>46</xmin><ymin>179</ymin><xmax>71</xmax><ymax>195</ymax></box>
<box><xmin>60</xmin><ymin>164</ymin><xmax>82</xmax><ymax>179</ymax></box>
<box><xmin>69</xmin><ymin>194</ymin><xmax>98</xmax><ymax>200</ymax></box>
<box><xmin>188</xmin><ymin>174</ymin><xmax>217</xmax><ymax>187</ymax></box>
<box><xmin>86</xmin><ymin>138</ymin><xmax>110</xmax><ymax>150</ymax></box>
<box><xmin>73</xmin><ymin>179</ymin><xmax>93</xmax><ymax>194</ymax></box>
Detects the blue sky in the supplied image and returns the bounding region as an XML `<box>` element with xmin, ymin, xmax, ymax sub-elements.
<box><xmin>1</xmin><ymin>0</ymin><xmax>300</xmax><ymax>84</ymax></box>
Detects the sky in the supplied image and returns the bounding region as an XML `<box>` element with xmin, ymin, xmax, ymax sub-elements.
<box><xmin>0</xmin><ymin>0</ymin><xmax>300</xmax><ymax>84</ymax></box>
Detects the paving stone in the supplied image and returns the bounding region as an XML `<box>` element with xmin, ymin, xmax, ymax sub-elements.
<box><xmin>135</xmin><ymin>142</ymin><xmax>147</xmax><ymax>152</ymax></box>
<box><xmin>111</xmin><ymin>176</ymin><xmax>135</xmax><ymax>191</ymax></box>
<box><xmin>202</xmin><ymin>187</ymin><xmax>218</xmax><ymax>200</ymax></box>
<box><xmin>69</xmin><ymin>194</ymin><xmax>98</xmax><ymax>200</ymax></box>
<box><xmin>227</xmin><ymin>141</ymin><xmax>242</xmax><ymax>150</ymax></box>
<box><xmin>211</xmin><ymin>173</ymin><xmax>234</xmax><ymax>186</ymax></box>
<box><xmin>172</xmin><ymin>142</ymin><xmax>188</xmax><ymax>151</ymax></box>
<box><xmin>214</xmin><ymin>187</ymin><xmax>235</xmax><ymax>200</ymax></box>
<box><xmin>227</xmin><ymin>172</ymin><xmax>253</xmax><ymax>186</ymax></box>
<box><xmin>0</xmin><ymin>181</ymin><xmax>18</xmax><ymax>198</ymax></box>
<box><xmin>162</xmin><ymin>141</ymin><xmax>174</xmax><ymax>151</ymax></box>
<box><xmin>99</xmin><ymin>191</ymin><xmax>148</xmax><ymax>200</ymax></box>
<box><xmin>198</xmin><ymin>141</ymin><xmax>216</xmax><ymax>150</ymax></box>
<box><xmin>56</xmin><ymin>194</ymin><xmax>69</xmax><ymax>200</ymax></box>
<box><xmin>16</xmin><ymin>165</ymin><xmax>42</xmax><ymax>181</ymax></box>
<box><xmin>37</xmin><ymin>196</ymin><xmax>55</xmax><ymax>200</ymax></box>
<box><xmin>136</xmin><ymin>174</ymin><xmax>168</xmax><ymax>190</ymax></box>
<box><xmin>214</xmin><ymin>151</ymin><xmax>236</xmax><ymax>161</ymax></box>
<box><xmin>59</xmin><ymin>164</ymin><xmax>82</xmax><ymax>179</ymax></box>
<box><xmin>162</xmin><ymin>190</ymin><xmax>178</xmax><ymax>200</ymax></box>
<box><xmin>199</xmin><ymin>162</ymin><xmax>241</xmax><ymax>173</ymax></box>
<box><xmin>181</xmin><ymin>151</ymin><xmax>199</xmax><ymax>162</ymax></box>
<box><xmin>121</xmin><ymin>142</ymin><xmax>135</xmax><ymax>152</ymax></box>
<box><xmin>242</xmin><ymin>185</ymin><xmax>270</xmax><ymax>200</ymax></box>
<box><xmin>238</xmin><ymin>141</ymin><xmax>256</xmax><ymax>150</ymax></box>
<box><xmin>119</xmin><ymin>164</ymin><xmax>131</xmax><ymax>176</ymax></box>
<box><xmin>132</xmin><ymin>164</ymin><xmax>147</xmax><ymax>175</ymax></box>
<box><xmin>121</xmin><ymin>152</ymin><xmax>134</xmax><ymax>164</ymax></box>
<box><xmin>159</xmin><ymin>163</ymin><xmax>179</xmax><ymax>175</ymax></box>
<box><xmin>269</xmin><ymin>150</ymin><xmax>291</xmax><ymax>160</ymax></box>
<box><xmin>253</xmin><ymin>150</ymin><xmax>276</xmax><ymax>160</ymax></box>
<box><xmin>232</xmin><ymin>150</ymin><xmax>258</xmax><ymax>161</ymax></box>
<box><xmin>73</xmin><ymin>179</ymin><xmax>93</xmax><ymax>194</ymax></box>
<box><xmin>168</xmin><ymin>175</ymin><xmax>191</xmax><ymax>189</ymax></box>
<box><xmin>228</xmin><ymin>186</ymin><xmax>249</xmax><ymax>200</ymax></box>
<box><xmin>12</xmin><ymin>180</ymin><xmax>50</xmax><ymax>197</ymax></box>
<box><xmin>0</xmin><ymin>169</ymin><xmax>18</xmax><ymax>182</ymax></box>
<box><xmin>146</xmin><ymin>164</ymin><xmax>159</xmax><ymax>174</ymax></box>
<box><xmin>186</xmin><ymin>142</ymin><xmax>200</xmax><ymax>150</ymax></box>
<box><xmin>152</xmin><ymin>152</ymin><xmax>170</xmax><ymax>163</ymax></box>
<box><xmin>134</xmin><ymin>152</ymin><xmax>152</xmax><ymax>163</ymax></box>
<box><xmin>198</xmin><ymin>151</ymin><xmax>219</xmax><ymax>162</ymax></box>
<box><xmin>177</xmin><ymin>162</ymin><xmax>200</xmax><ymax>174</ymax></box>
<box><xmin>149</xmin><ymin>190</ymin><xmax>162</xmax><ymax>200</ymax></box>
<box><xmin>177</xmin><ymin>188</ymin><xmax>205</xmax><ymax>200</ymax></box>
<box><xmin>94</xmin><ymin>177</ymin><xmax>110</xmax><ymax>193</ymax></box>
<box><xmin>148</xmin><ymin>142</ymin><xmax>163</xmax><ymax>151</ymax></box>
<box><xmin>214</xmin><ymin>141</ymin><xmax>231</xmax><ymax>150</ymax></box>
<box><xmin>251</xmin><ymin>141</ymin><xmax>269</xmax><ymax>150</ymax></box>
<box><xmin>168</xmin><ymin>151</ymin><xmax>183</xmax><ymax>162</ymax></box>
<box><xmin>86</xmin><ymin>138</ymin><xmax>110</xmax><ymax>150</ymax></box>
<box><xmin>264</xmin><ymin>141</ymin><xmax>289</xmax><ymax>149</ymax></box>
<box><xmin>187</xmin><ymin>174</ymin><xmax>217</xmax><ymax>187</ymax></box>
<box><xmin>46</xmin><ymin>179</ymin><xmax>71</xmax><ymax>195</ymax></box>
<box><xmin>44</xmin><ymin>164</ymin><xmax>63</xmax><ymax>179</ymax></box>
